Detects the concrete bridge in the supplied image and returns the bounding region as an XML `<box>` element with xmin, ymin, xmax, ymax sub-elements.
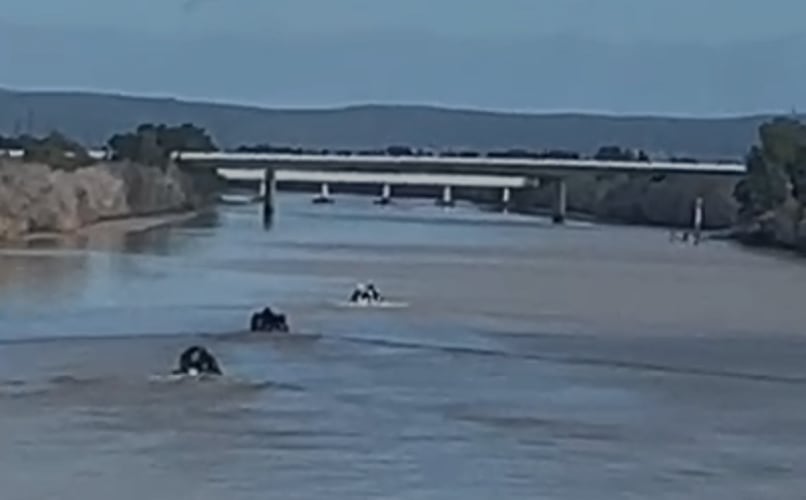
<box><xmin>218</xmin><ymin>168</ymin><xmax>535</xmax><ymax>211</ymax></box>
<box><xmin>1</xmin><ymin>148</ymin><xmax>746</xmax><ymax>228</ymax></box>
<box><xmin>174</xmin><ymin>152</ymin><xmax>745</xmax><ymax>176</ymax></box>
<box><xmin>175</xmin><ymin>151</ymin><xmax>745</xmax><ymax>225</ymax></box>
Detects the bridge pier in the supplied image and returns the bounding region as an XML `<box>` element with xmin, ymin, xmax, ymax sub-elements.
<box><xmin>375</xmin><ymin>183</ymin><xmax>392</xmax><ymax>205</ymax></box>
<box><xmin>551</xmin><ymin>178</ymin><xmax>567</xmax><ymax>224</ymax></box>
<box><xmin>692</xmin><ymin>196</ymin><xmax>704</xmax><ymax>245</ymax></box>
<box><xmin>262</xmin><ymin>168</ymin><xmax>276</xmax><ymax>225</ymax></box>
<box><xmin>436</xmin><ymin>185</ymin><xmax>455</xmax><ymax>207</ymax></box>
<box><xmin>501</xmin><ymin>187</ymin><xmax>512</xmax><ymax>212</ymax></box>
<box><xmin>313</xmin><ymin>182</ymin><xmax>333</xmax><ymax>204</ymax></box>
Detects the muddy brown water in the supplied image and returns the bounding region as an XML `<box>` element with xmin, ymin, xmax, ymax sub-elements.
<box><xmin>2</xmin><ymin>195</ymin><xmax>806</xmax><ymax>499</ymax></box>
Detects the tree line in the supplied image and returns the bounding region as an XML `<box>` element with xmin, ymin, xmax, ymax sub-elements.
<box><xmin>0</xmin><ymin>131</ymin><xmax>95</xmax><ymax>170</ymax></box>
<box><xmin>107</xmin><ymin>123</ymin><xmax>216</xmax><ymax>166</ymax></box>
<box><xmin>236</xmin><ymin>143</ymin><xmax>658</xmax><ymax>162</ymax></box>
<box><xmin>0</xmin><ymin>123</ymin><xmax>216</xmax><ymax>169</ymax></box>
<box><xmin>2</xmin><ymin>124</ymin><xmax>706</xmax><ymax>166</ymax></box>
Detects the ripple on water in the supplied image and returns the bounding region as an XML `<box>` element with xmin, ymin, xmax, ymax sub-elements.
<box><xmin>0</xmin><ymin>372</ymin><xmax>301</xmax><ymax>407</ymax></box>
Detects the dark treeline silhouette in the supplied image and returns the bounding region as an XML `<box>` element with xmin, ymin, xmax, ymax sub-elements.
<box><xmin>1</xmin><ymin>122</ymin><xmax>218</xmax><ymax>168</ymax></box>
<box><xmin>734</xmin><ymin>117</ymin><xmax>806</xmax><ymax>221</ymax></box>
<box><xmin>593</xmin><ymin>146</ymin><xmax>650</xmax><ymax>162</ymax></box>
<box><xmin>4</xmin><ymin>122</ymin><xmax>728</xmax><ymax>166</ymax></box>
<box><xmin>237</xmin><ymin>144</ymin><xmax>317</xmax><ymax>155</ymax></box>
<box><xmin>234</xmin><ymin>143</ymin><xmax>663</xmax><ymax>162</ymax></box>
<box><xmin>1</xmin><ymin>131</ymin><xmax>92</xmax><ymax>170</ymax></box>
<box><xmin>668</xmin><ymin>156</ymin><xmax>700</xmax><ymax>163</ymax></box>
<box><xmin>0</xmin><ymin>134</ymin><xmax>25</xmax><ymax>149</ymax></box>
<box><xmin>108</xmin><ymin>123</ymin><xmax>216</xmax><ymax>166</ymax></box>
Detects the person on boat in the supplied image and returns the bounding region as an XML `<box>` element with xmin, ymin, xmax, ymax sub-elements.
<box><xmin>250</xmin><ymin>306</ymin><xmax>289</xmax><ymax>332</ymax></box>
<box><xmin>365</xmin><ymin>282</ymin><xmax>382</xmax><ymax>302</ymax></box>
<box><xmin>350</xmin><ymin>283</ymin><xmax>367</xmax><ymax>303</ymax></box>
<box><xmin>174</xmin><ymin>345</ymin><xmax>222</xmax><ymax>376</ymax></box>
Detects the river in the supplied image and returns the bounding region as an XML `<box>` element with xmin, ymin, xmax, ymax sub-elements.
<box><xmin>1</xmin><ymin>194</ymin><xmax>806</xmax><ymax>499</ymax></box>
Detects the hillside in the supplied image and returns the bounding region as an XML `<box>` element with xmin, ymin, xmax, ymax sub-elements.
<box><xmin>0</xmin><ymin>88</ymin><xmax>784</xmax><ymax>158</ymax></box>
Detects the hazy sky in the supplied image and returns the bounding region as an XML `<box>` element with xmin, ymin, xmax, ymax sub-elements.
<box><xmin>5</xmin><ymin>0</ymin><xmax>806</xmax><ymax>41</ymax></box>
<box><xmin>2</xmin><ymin>0</ymin><xmax>806</xmax><ymax>114</ymax></box>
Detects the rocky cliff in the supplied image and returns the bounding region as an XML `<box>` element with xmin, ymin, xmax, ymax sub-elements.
<box><xmin>0</xmin><ymin>160</ymin><xmax>219</xmax><ymax>240</ymax></box>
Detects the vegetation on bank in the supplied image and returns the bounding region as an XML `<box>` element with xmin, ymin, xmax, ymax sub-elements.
<box><xmin>732</xmin><ymin>118</ymin><xmax>806</xmax><ymax>251</ymax></box>
<box><xmin>0</xmin><ymin>123</ymin><xmax>221</xmax><ymax>240</ymax></box>
<box><xmin>0</xmin><ymin>132</ymin><xmax>93</xmax><ymax>170</ymax></box>
<box><xmin>107</xmin><ymin>123</ymin><xmax>216</xmax><ymax>166</ymax></box>
<box><xmin>734</xmin><ymin>118</ymin><xmax>806</xmax><ymax>220</ymax></box>
<box><xmin>236</xmin><ymin>143</ymin><xmax>692</xmax><ymax>163</ymax></box>
<box><xmin>1</xmin><ymin>123</ymin><xmax>217</xmax><ymax>168</ymax></box>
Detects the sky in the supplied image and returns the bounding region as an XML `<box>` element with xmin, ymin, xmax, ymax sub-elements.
<box><xmin>1</xmin><ymin>0</ymin><xmax>806</xmax><ymax>115</ymax></box>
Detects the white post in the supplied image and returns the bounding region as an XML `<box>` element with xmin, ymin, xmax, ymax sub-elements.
<box><xmin>502</xmin><ymin>187</ymin><xmax>511</xmax><ymax>212</ymax></box>
<box><xmin>375</xmin><ymin>183</ymin><xmax>392</xmax><ymax>205</ymax></box>
<box><xmin>262</xmin><ymin>168</ymin><xmax>276</xmax><ymax>225</ymax></box>
<box><xmin>259</xmin><ymin>179</ymin><xmax>267</xmax><ymax>198</ymax></box>
<box><xmin>313</xmin><ymin>181</ymin><xmax>333</xmax><ymax>204</ymax></box>
<box><xmin>552</xmin><ymin>178</ymin><xmax>567</xmax><ymax>224</ymax></box>
<box><xmin>693</xmin><ymin>196</ymin><xmax>703</xmax><ymax>244</ymax></box>
<box><xmin>437</xmin><ymin>185</ymin><xmax>454</xmax><ymax>207</ymax></box>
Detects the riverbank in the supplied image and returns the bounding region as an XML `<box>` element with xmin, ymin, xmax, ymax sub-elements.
<box><xmin>16</xmin><ymin>210</ymin><xmax>205</xmax><ymax>250</ymax></box>
<box><xmin>0</xmin><ymin>159</ymin><xmax>219</xmax><ymax>241</ymax></box>
<box><xmin>728</xmin><ymin>197</ymin><xmax>806</xmax><ymax>255</ymax></box>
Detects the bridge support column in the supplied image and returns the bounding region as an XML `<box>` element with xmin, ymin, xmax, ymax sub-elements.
<box><xmin>258</xmin><ymin>177</ymin><xmax>267</xmax><ymax>198</ymax></box>
<box><xmin>551</xmin><ymin>178</ymin><xmax>567</xmax><ymax>224</ymax></box>
<box><xmin>375</xmin><ymin>183</ymin><xmax>392</xmax><ymax>205</ymax></box>
<box><xmin>313</xmin><ymin>182</ymin><xmax>333</xmax><ymax>204</ymax></box>
<box><xmin>501</xmin><ymin>187</ymin><xmax>512</xmax><ymax>212</ymax></box>
<box><xmin>436</xmin><ymin>185</ymin><xmax>455</xmax><ymax>207</ymax></box>
<box><xmin>262</xmin><ymin>168</ymin><xmax>276</xmax><ymax>226</ymax></box>
<box><xmin>692</xmin><ymin>196</ymin><xmax>703</xmax><ymax>245</ymax></box>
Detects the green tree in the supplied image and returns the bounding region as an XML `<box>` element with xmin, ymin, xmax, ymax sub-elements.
<box><xmin>734</xmin><ymin>118</ymin><xmax>806</xmax><ymax>219</ymax></box>
<box><xmin>594</xmin><ymin>145</ymin><xmax>651</xmax><ymax>162</ymax></box>
<box><xmin>734</xmin><ymin>146</ymin><xmax>789</xmax><ymax>219</ymax></box>
<box><xmin>108</xmin><ymin>123</ymin><xmax>216</xmax><ymax>166</ymax></box>
<box><xmin>0</xmin><ymin>135</ymin><xmax>23</xmax><ymax>149</ymax></box>
<box><xmin>761</xmin><ymin>119</ymin><xmax>806</xmax><ymax>204</ymax></box>
<box><xmin>22</xmin><ymin>131</ymin><xmax>93</xmax><ymax>170</ymax></box>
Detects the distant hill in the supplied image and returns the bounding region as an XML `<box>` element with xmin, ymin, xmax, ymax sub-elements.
<box><xmin>0</xmin><ymin>88</ymin><xmax>784</xmax><ymax>159</ymax></box>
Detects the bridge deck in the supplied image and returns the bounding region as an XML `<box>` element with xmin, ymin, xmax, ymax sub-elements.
<box><xmin>176</xmin><ymin>152</ymin><xmax>746</xmax><ymax>176</ymax></box>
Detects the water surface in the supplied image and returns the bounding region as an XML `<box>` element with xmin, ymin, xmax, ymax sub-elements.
<box><xmin>2</xmin><ymin>194</ymin><xmax>805</xmax><ymax>500</ymax></box>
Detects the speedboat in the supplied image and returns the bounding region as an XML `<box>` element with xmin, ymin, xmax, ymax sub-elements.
<box><xmin>250</xmin><ymin>307</ymin><xmax>290</xmax><ymax>333</ymax></box>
